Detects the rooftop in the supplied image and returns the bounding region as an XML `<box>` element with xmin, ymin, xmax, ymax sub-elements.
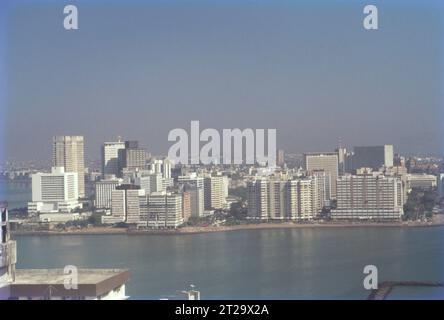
<box><xmin>10</xmin><ymin>268</ymin><xmax>130</xmax><ymax>298</ymax></box>
<box><xmin>14</xmin><ymin>268</ymin><xmax>127</xmax><ymax>285</ymax></box>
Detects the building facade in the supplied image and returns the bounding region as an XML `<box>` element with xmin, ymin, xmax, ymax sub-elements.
<box><xmin>147</xmin><ymin>192</ymin><xmax>184</xmax><ymax>228</ymax></box>
<box><xmin>134</xmin><ymin>173</ymin><xmax>164</xmax><ymax>194</ymax></box>
<box><xmin>247</xmin><ymin>178</ymin><xmax>317</xmax><ymax>220</ymax></box>
<box><xmin>351</xmin><ymin>145</ymin><xmax>394</xmax><ymax>171</ymax></box>
<box><xmin>95</xmin><ymin>178</ymin><xmax>122</xmax><ymax>209</ymax></box>
<box><xmin>178</xmin><ymin>174</ymin><xmax>204</xmax><ymax>217</ymax></box>
<box><xmin>117</xmin><ymin>141</ymin><xmax>150</xmax><ymax>172</ymax></box>
<box><xmin>101</xmin><ymin>140</ymin><xmax>125</xmax><ymax>178</ymax></box>
<box><xmin>310</xmin><ymin>170</ymin><xmax>330</xmax><ymax>214</ymax></box>
<box><xmin>150</xmin><ymin>158</ymin><xmax>172</xmax><ymax>179</ymax></box>
<box><xmin>182</xmin><ymin>191</ymin><xmax>192</xmax><ymax>221</ymax></box>
<box><xmin>29</xmin><ymin>167</ymin><xmax>81</xmax><ymax>213</ymax></box>
<box><xmin>406</xmin><ymin>174</ymin><xmax>437</xmax><ymax>190</ymax></box>
<box><xmin>277</xmin><ymin>149</ymin><xmax>285</xmax><ymax>167</ymax></box>
<box><xmin>247</xmin><ymin>179</ymin><xmax>269</xmax><ymax>219</ymax></box>
<box><xmin>331</xmin><ymin>172</ymin><xmax>404</xmax><ymax>220</ymax></box>
<box><xmin>108</xmin><ymin>185</ymin><xmax>145</xmax><ymax>224</ymax></box>
<box><xmin>52</xmin><ymin>136</ymin><xmax>85</xmax><ymax>198</ymax></box>
<box><xmin>204</xmin><ymin>176</ymin><xmax>226</xmax><ymax>210</ymax></box>
<box><xmin>304</xmin><ymin>153</ymin><xmax>339</xmax><ymax>198</ymax></box>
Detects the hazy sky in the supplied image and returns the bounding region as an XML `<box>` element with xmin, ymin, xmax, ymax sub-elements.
<box><xmin>1</xmin><ymin>0</ymin><xmax>443</xmax><ymax>162</ymax></box>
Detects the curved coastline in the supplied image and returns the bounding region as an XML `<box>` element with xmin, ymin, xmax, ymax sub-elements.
<box><xmin>11</xmin><ymin>215</ymin><xmax>444</xmax><ymax>237</ymax></box>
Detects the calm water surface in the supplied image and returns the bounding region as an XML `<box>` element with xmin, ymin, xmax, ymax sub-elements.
<box><xmin>0</xmin><ymin>180</ymin><xmax>31</xmax><ymax>209</ymax></box>
<box><xmin>14</xmin><ymin>226</ymin><xmax>444</xmax><ymax>299</ymax></box>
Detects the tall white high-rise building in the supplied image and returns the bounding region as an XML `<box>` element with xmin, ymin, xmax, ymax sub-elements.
<box><xmin>101</xmin><ymin>140</ymin><xmax>125</xmax><ymax>178</ymax></box>
<box><xmin>204</xmin><ymin>175</ymin><xmax>227</xmax><ymax>210</ymax></box>
<box><xmin>162</xmin><ymin>158</ymin><xmax>172</xmax><ymax>179</ymax></box>
<box><xmin>247</xmin><ymin>178</ymin><xmax>315</xmax><ymax>220</ymax></box>
<box><xmin>336</xmin><ymin>146</ymin><xmax>347</xmax><ymax>174</ymax></box>
<box><xmin>247</xmin><ymin>179</ymin><xmax>269</xmax><ymax>219</ymax></box>
<box><xmin>28</xmin><ymin>167</ymin><xmax>80</xmax><ymax>213</ymax></box>
<box><xmin>310</xmin><ymin>170</ymin><xmax>330</xmax><ymax>214</ymax></box>
<box><xmin>331</xmin><ymin>172</ymin><xmax>403</xmax><ymax>220</ymax></box>
<box><xmin>304</xmin><ymin>153</ymin><xmax>339</xmax><ymax>199</ymax></box>
<box><xmin>267</xmin><ymin>179</ymin><xmax>288</xmax><ymax>219</ymax></box>
<box><xmin>152</xmin><ymin>159</ymin><xmax>163</xmax><ymax>175</ymax></box>
<box><xmin>53</xmin><ymin>136</ymin><xmax>85</xmax><ymax>197</ymax></box>
<box><xmin>288</xmin><ymin>179</ymin><xmax>313</xmax><ymax>220</ymax></box>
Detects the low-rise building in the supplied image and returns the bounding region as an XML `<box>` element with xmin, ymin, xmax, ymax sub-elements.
<box><xmin>406</xmin><ymin>174</ymin><xmax>437</xmax><ymax>190</ymax></box>
<box><xmin>8</xmin><ymin>268</ymin><xmax>130</xmax><ymax>300</ymax></box>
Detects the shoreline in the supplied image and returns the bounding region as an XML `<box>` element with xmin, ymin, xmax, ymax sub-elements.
<box><xmin>11</xmin><ymin>217</ymin><xmax>444</xmax><ymax>236</ymax></box>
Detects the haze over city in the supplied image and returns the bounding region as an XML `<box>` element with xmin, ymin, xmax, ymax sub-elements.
<box><xmin>1</xmin><ymin>0</ymin><xmax>443</xmax><ymax>161</ymax></box>
<box><xmin>1</xmin><ymin>0</ymin><xmax>444</xmax><ymax>303</ymax></box>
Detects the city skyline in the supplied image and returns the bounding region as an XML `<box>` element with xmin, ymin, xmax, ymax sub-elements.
<box><xmin>1</xmin><ymin>134</ymin><xmax>443</xmax><ymax>164</ymax></box>
<box><xmin>1</xmin><ymin>0</ymin><xmax>444</xmax><ymax>304</ymax></box>
<box><xmin>1</xmin><ymin>0</ymin><xmax>443</xmax><ymax>162</ymax></box>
